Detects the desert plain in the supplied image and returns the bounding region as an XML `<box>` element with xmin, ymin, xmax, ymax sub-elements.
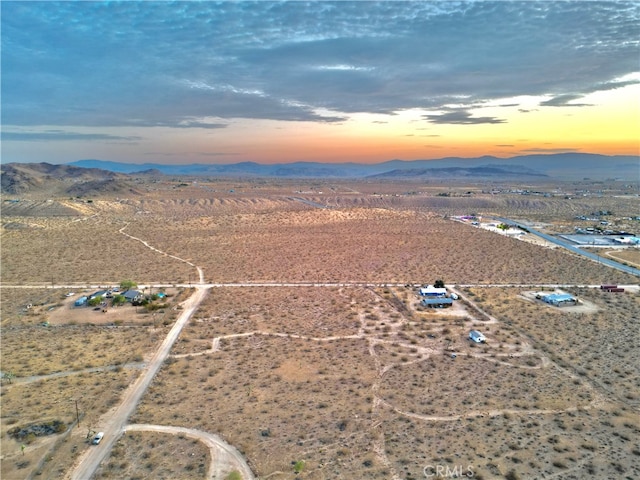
<box><xmin>1</xmin><ymin>178</ymin><xmax>639</xmax><ymax>480</ymax></box>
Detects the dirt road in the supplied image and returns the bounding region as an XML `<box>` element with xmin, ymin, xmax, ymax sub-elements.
<box><xmin>67</xmin><ymin>285</ymin><xmax>210</xmax><ymax>480</ymax></box>
<box><xmin>125</xmin><ymin>424</ymin><xmax>254</xmax><ymax>480</ymax></box>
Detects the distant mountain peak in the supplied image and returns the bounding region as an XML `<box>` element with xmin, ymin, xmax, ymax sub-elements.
<box><xmin>45</xmin><ymin>152</ymin><xmax>640</xmax><ymax>181</ymax></box>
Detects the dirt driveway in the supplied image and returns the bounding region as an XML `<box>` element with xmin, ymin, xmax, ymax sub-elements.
<box><xmin>519</xmin><ymin>290</ymin><xmax>599</xmax><ymax>314</ymax></box>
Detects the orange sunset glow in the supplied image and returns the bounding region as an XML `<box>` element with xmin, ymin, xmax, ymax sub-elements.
<box><xmin>2</xmin><ymin>2</ymin><xmax>638</xmax><ymax>166</ymax></box>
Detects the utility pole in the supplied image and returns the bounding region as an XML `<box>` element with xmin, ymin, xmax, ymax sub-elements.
<box><xmin>74</xmin><ymin>399</ymin><xmax>80</xmax><ymax>427</ymax></box>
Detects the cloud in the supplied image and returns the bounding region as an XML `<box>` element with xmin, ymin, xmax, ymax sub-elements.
<box><xmin>540</xmin><ymin>94</ymin><xmax>593</xmax><ymax>107</ymax></box>
<box><xmin>585</xmin><ymin>78</ymin><xmax>640</xmax><ymax>93</ymax></box>
<box><xmin>541</xmin><ymin>77</ymin><xmax>640</xmax><ymax>107</ymax></box>
<box><xmin>424</xmin><ymin>109</ymin><xmax>505</xmax><ymax>125</ymax></box>
<box><xmin>520</xmin><ymin>147</ymin><xmax>581</xmax><ymax>153</ymax></box>
<box><xmin>2</xmin><ymin>130</ymin><xmax>141</xmax><ymax>142</ymax></box>
<box><xmin>2</xmin><ymin>1</ymin><xmax>639</xmax><ymax>128</ymax></box>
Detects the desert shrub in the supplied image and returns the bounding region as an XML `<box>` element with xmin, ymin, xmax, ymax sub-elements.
<box><xmin>505</xmin><ymin>470</ymin><xmax>520</xmax><ymax>480</ymax></box>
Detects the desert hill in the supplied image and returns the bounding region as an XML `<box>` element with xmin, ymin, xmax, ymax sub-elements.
<box><xmin>0</xmin><ymin>162</ymin><xmax>142</xmax><ymax>197</ymax></box>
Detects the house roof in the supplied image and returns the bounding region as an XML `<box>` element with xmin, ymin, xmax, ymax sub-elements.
<box><xmin>123</xmin><ymin>290</ymin><xmax>142</xmax><ymax>299</ymax></box>
<box><xmin>420</xmin><ymin>286</ymin><xmax>447</xmax><ymax>295</ymax></box>
<box><xmin>421</xmin><ymin>298</ymin><xmax>453</xmax><ymax>305</ymax></box>
<box><xmin>543</xmin><ymin>293</ymin><xmax>576</xmax><ymax>302</ymax></box>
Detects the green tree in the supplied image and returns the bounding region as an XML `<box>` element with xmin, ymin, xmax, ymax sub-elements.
<box><xmin>111</xmin><ymin>294</ymin><xmax>126</xmax><ymax>307</ymax></box>
<box><xmin>119</xmin><ymin>280</ymin><xmax>138</xmax><ymax>290</ymax></box>
<box><xmin>87</xmin><ymin>296</ymin><xmax>102</xmax><ymax>307</ymax></box>
<box><xmin>225</xmin><ymin>472</ymin><xmax>241</xmax><ymax>480</ymax></box>
<box><xmin>434</xmin><ymin>279</ymin><xmax>445</xmax><ymax>288</ymax></box>
<box><xmin>3</xmin><ymin>371</ymin><xmax>16</xmax><ymax>384</ymax></box>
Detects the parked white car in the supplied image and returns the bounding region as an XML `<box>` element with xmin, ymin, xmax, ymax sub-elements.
<box><xmin>92</xmin><ymin>432</ymin><xmax>104</xmax><ymax>445</ymax></box>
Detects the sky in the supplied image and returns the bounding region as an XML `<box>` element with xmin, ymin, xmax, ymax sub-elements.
<box><xmin>2</xmin><ymin>1</ymin><xmax>639</xmax><ymax>165</ymax></box>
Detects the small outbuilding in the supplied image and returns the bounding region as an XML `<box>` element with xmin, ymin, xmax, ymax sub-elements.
<box><xmin>74</xmin><ymin>296</ymin><xmax>88</xmax><ymax>307</ymax></box>
<box><xmin>469</xmin><ymin>330</ymin><xmax>486</xmax><ymax>343</ymax></box>
<box><xmin>89</xmin><ymin>290</ymin><xmax>109</xmax><ymax>300</ymax></box>
<box><xmin>421</xmin><ymin>298</ymin><xmax>453</xmax><ymax>308</ymax></box>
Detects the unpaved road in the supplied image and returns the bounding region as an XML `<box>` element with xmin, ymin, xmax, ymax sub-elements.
<box><xmin>125</xmin><ymin>424</ymin><xmax>254</xmax><ymax>480</ymax></box>
<box><xmin>67</xmin><ymin>285</ymin><xmax>210</xmax><ymax>480</ymax></box>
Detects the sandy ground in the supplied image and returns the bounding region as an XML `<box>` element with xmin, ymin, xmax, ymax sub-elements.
<box><xmin>518</xmin><ymin>289</ymin><xmax>600</xmax><ymax>314</ymax></box>
<box><xmin>42</xmin><ymin>288</ymin><xmax>180</xmax><ymax>326</ymax></box>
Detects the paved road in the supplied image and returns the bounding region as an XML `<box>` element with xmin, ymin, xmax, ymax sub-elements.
<box><xmin>493</xmin><ymin>216</ymin><xmax>640</xmax><ymax>277</ymax></box>
<box><xmin>288</xmin><ymin>196</ymin><xmax>331</xmax><ymax>209</ymax></box>
<box><xmin>68</xmin><ymin>285</ymin><xmax>210</xmax><ymax>480</ymax></box>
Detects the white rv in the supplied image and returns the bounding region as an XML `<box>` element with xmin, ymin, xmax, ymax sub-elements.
<box><xmin>469</xmin><ymin>330</ymin><xmax>486</xmax><ymax>343</ymax></box>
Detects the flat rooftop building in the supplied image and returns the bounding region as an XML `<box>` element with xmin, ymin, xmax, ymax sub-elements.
<box><xmin>542</xmin><ymin>293</ymin><xmax>577</xmax><ymax>306</ymax></box>
<box><xmin>421</xmin><ymin>298</ymin><xmax>453</xmax><ymax>308</ymax></box>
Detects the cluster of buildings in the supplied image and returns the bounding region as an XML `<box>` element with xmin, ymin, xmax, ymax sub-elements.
<box><xmin>416</xmin><ymin>284</ymin><xmax>489</xmax><ymax>344</ymax></box>
<box><xmin>74</xmin><ymin>288</ymin><xmax>145</xmax><ymax>306</ymax></box>
<box><xmin>536</xmin><ymin>292</ymin><xmax>578</xmax><ymax>307</ymax></box>
<box><xmin>419</xmin><ymin>285</ymin><xmax>458</xmax><ymax>308</ymax></box>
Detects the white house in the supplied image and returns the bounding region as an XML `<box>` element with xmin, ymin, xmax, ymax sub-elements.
<box><xmin>419</xmin><ymin>285</ymin><xmax>447</xmax><ymax>297</ymax></box>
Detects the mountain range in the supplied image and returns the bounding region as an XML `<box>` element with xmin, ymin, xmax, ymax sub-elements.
<box><xmin>2</xmin><ymin>154</ymin><xmax>638</xmax><ymax>196</ymax></box>
<box><xmin>66</xmin><ymin>153</ymin><xmax>638</xmax><ymax>180</ymax></box>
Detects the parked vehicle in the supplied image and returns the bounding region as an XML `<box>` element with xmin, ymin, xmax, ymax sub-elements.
<box><xmin>92</xmin><ymin>432</ymin><xmax>104</xmax><ymax>445</ymax></box>
<box><xmin>469</xmin><ymin>330</ymin><xmax>486</xmax><ymax>343</ymax></box>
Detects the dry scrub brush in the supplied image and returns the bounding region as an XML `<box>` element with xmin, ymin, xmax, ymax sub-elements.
<box><xmin>377</xmin><ymin>405</ymin><xmax>640</xmax><ymax>479</ymax></box>
<box><xmin>1</xmin><ymin>215</ymin><xmax>194</xmax><ymax>284</ymax></box>
<box><xmin>177</xmin><ymin>286</ymin><xmax>369</xmax><ymax>355</ymax></box>
<box><xmin>124</xmin><ymin>207</ymin><xmax>638</xmax><ymax>285</ymax></box>
<box><xmin>0</xmin><ymin>288</ymin><xmax>65</xmax><ymax>327</ymax></box>
<box><xmin>1</xmin><ymin>324</ymin><xmax>164</xmax><ymax>377</ymax></box>
<box><xmin>133</xmin><ymin>336</ymin><xmax>382</xmax><ymax>478</ymax></box>
<box><xmin>463</xmin><ymin>287</ymin><xmax>640</xmax><ymax>408</ymax></box>
<box><xmin>0</xmin><ymin>370</ymin><xmax>137</xmax><ymax>480</ymax></box>
<box><xmin>94</xmin><ymin>431</ymin><xmax>210</xmax><ymax>480</ymax></box>
<box><xmin>377</xmin><ymin>354</ymin><xmax>593</xmax><ymax>417</ymax></box>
